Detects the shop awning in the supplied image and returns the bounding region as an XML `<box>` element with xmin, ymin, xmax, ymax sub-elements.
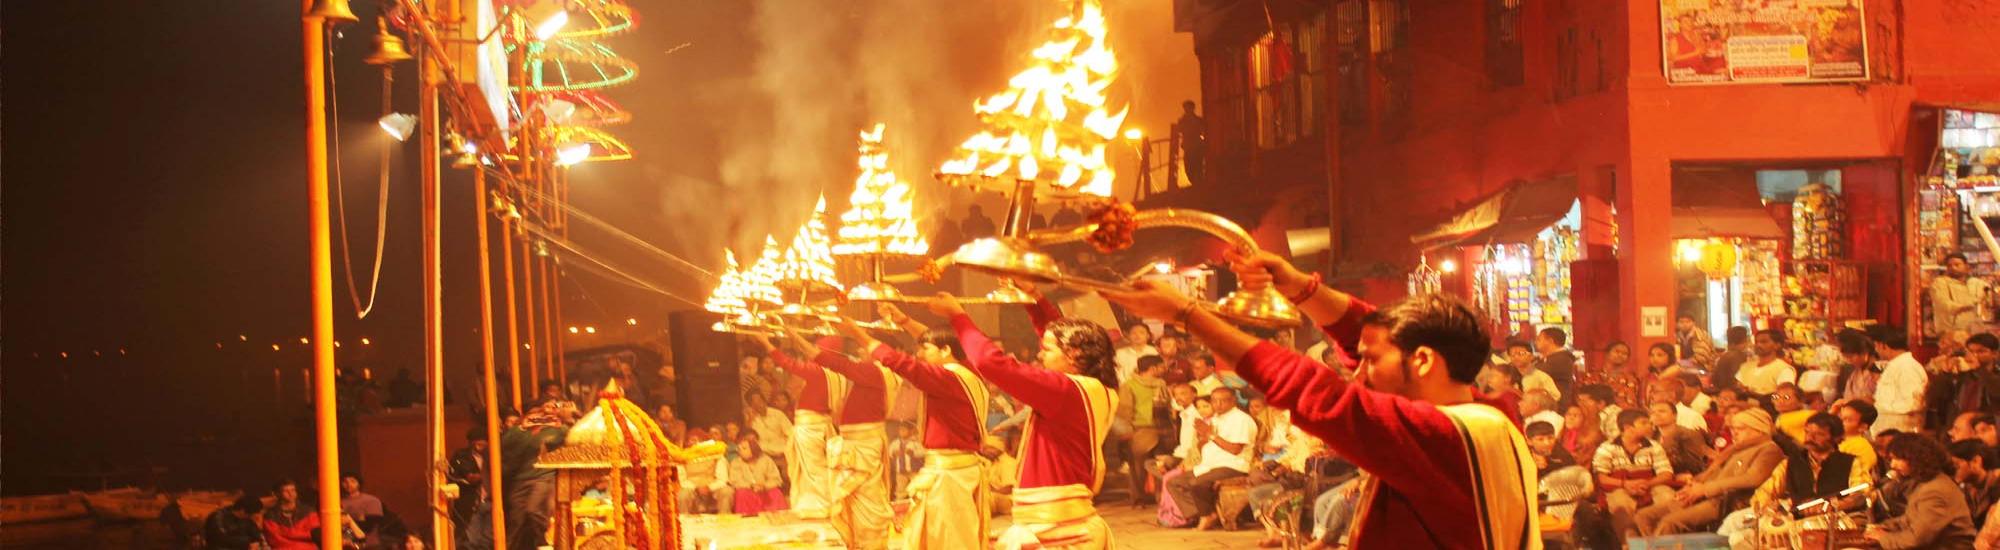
<box><xmin>1411</xmin><ymin>178</ymin><xmax>1577</xmax><ymax>249</ymax></box>
<box><xmin>1671</xmin><ymin>167</ymin><xmax>1785</xmax><ymax>239</ymax></box>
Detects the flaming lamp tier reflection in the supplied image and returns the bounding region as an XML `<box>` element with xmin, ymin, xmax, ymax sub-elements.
<box><xmin>834</xmin><ymin>124</ymin><xmax>929</xmax><ymax>257</ymax></box>
<box><xmin>775</xmin><ymin>197</ymin><xmax>845</xmax><ymax>294</ymax></box>
<box><xmin>937</xmin><ymin>0</ymin><xmax>1128</xmax><ymax>199</ymax></box>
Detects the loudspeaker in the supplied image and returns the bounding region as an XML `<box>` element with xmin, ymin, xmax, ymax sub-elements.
<box><xmin>668</xmin><ymin>310</ymin><xmax>744</xmax><ymax>429</ymax></box>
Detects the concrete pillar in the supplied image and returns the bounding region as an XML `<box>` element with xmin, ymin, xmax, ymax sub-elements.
<box><xmin>1618</xmin><ymin>153</ymin><xmax>1676</xmax><ymax>346</ymax></box>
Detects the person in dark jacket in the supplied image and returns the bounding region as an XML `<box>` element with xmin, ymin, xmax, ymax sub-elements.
<box><xmin>204</xmin><ymin>495</ymin><xmax>265</xmax><ymax>549</ymax></box>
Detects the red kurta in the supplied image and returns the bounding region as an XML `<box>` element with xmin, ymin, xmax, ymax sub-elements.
<box><xmin>812</xmin><ymin>348</ymin><xmax>888</xmax><ymax>425</ymax></box>
<box><xmin>871</xmin><ymin>344</ymin><xmax>983</xmax><ymax>452</ymax></box>
<box><xmin>770</xmin><ymin>350</ymin><xmax>832</xmax><ymax>414</ymax></box>
<box><xmin>951</xmin><ymin>300</ymin><xmax>1098</xmax><ymax>489</ymax></box>
<box><xmin>1233</xmin><ymin>299</ymin><xmax>1525</xmax><ymax>548</ymax></box>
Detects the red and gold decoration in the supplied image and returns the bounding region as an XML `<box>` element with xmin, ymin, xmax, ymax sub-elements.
<box><xmin>537</xmin><ymin>380</ymin><xmax>724</xmax><ymax>550</ymax></box>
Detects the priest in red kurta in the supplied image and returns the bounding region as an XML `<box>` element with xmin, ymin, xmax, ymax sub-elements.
<box><xmin>802</xmin><ymin>335</ymin><xmax>898</xmax><ymax>550</ymax></box>
<box><xmin>838</xmin><ymin>305</ymin><xmax>992</xmax><ymax>549</ymax></box>
<box><xmin>756</xmin><ymin>337</ymin><xmax>838</xmax><ymax>519</ymax></box>
<box><xmin>924</xmin><ymin>287</ymin><xmax>1120</xmax><ymax>550</ymax></box>
<box><xmin>1102</xmin><ymin>251</ymin><xmax>1541</xmax><ymax>549</ymax></box>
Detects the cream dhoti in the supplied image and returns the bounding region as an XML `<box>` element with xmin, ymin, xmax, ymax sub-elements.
<box><xmin>900</xmin><ymin>449</ymin><xmax>989</xmax><ymax>549</ymax></box>
<box><xmin>827</xmin><ymin>422</ymin><xmax>891</xmax><ymax>549</ymax></box>
<box><xmin>996</xmin><ymin>484</ymin><xmax>1113</xmax><ymax>549</ymax></box>
<box><xmin>787</xmin><ymin>410</ymin><xmax>836</xmax><ymax>519</ymax></box>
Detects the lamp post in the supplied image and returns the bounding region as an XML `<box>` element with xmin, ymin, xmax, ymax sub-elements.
<box><xmin>301</xmin><ymin>0</ymin><xmax>349</xmax><ymax>546</ymax></box>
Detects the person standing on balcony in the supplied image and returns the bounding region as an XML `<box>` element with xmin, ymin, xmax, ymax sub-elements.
<box><xmin>1175</xmin><ymin>100</ymin><xmax>1207</xmax><ymax>187</ymax></box>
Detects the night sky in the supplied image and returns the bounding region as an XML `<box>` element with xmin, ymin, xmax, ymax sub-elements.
<box><xmin>1</xmin><ymin>1</ymin><xmax>1193</xmax><ymax>490</ymax></box>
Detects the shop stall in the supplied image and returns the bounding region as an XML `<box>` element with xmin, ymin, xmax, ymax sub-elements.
<box><xmin>1671</xmin><ymin>166</ymin><xmax>1879</xmax><ymax>366</ymax></box>
<box><xmin>1914</xmin><ymin>108</ymin><xmax>2000</xmax><ymax>339</ymax></box>
<box><xmin>1412</xmin><ymin>178</ymin><xmax>1580</xmax><ymax>340</ymax></box>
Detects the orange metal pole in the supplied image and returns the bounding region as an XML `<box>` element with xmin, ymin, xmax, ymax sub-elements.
<box><xmin>301</xmin><ymin>5</ymin><xmax>343</xmax><ymax>549</ymax></box>
<box><xmin>472</xmin><ymin>169</ymin><xmax>509</xmax><ymax>548</ymax></box>
<box><xmin>552</xmin><ymin>168</ymin><xmax>567</xmax><ymax>386</ymax></box>
<box><xmin>522</xmin><ymin>233</ymin><xmax>540</xmax><ymax>400</ymax></box>
<box><xmin>418</xmin><ymin>37</ymin><xmax>452</xmax><ymax>548</ymax></box>
<box><xmin>502</xmin><ymin>216</ymin><xmax>523</xmax><ymax>411</ymax></box>
<box><xmin>539</xmin><ymin>247</ymin><xmax>555</xmax><ymax>386</ymax></box>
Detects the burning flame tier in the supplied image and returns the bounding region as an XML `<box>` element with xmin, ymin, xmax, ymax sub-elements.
<box><xmin>938</xmin><ymin>0</ymin><xmax>1128</xmax><ymax>199</ymax></box>
<box><xmin>835</xmin><ymin>124</ymin><xmax>929</xmax><ymax>257</ymax></box>
<box><xmin>776</xmin><ymin>197</ymin><xmax>844</xmax><ymax>293</ymax></box>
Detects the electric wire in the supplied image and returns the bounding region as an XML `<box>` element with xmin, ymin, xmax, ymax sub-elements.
<box><xmin>326</xmin><ymin>31</ymin><xmax>393</xmax><ymax>319</ymax></box>
<box><xmin>482</xmin><ymin>167</ymin><xmax>717</xmax><ymax>282</ymax></box>
<box><xmin>519</xmin><ymin>221</ymin><xmax>703</xmax><ymax>308</ymax></box>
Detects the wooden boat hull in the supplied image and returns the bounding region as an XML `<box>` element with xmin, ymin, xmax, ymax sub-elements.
<box><xmin>0</xmin><ymin>494</ymin><xmax>89</xmax><ymax>524</ymax></box>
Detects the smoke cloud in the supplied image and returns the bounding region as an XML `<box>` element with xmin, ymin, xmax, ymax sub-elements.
<box><xmin>580</xmin><ymin>0</ymin><xmax>1194</xmax><ymax>302</ymax></box>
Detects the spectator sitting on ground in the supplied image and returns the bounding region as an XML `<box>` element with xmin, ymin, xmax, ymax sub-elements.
<box><xmin>1649</xmin><ymin>400</ymin><xmax>1713</xmax><ymax>475</ymax></box>
<box><xmin>262</xmin><ymin>480</ymin><xmax>321</xmax><ymax>550</ymax></box>
<box><xmin>1832</xmin><ymin>399</ymin><xmax>1881</xmax><ymax>476</ymax></box>
<box><xmin>1865</xmin><ymin>433</ymin><xmax>1980</xmax><ymax>549</ymax></box>
<box><xmin>1950</xmin><ymin>440</ymin><xmax>2000</xmax><ymax>521</ymax></box>
<box><xmin>1595</xmin><ymin>408</ymin><xmax>1675</xmax><ymax>541</ymax></box>
<box><xmin>677</xmin><ymin>428</ymin><xmax>733</xmax><ymax>514</ymax></box>
<box><xmin>204</xmin><ymin>495</ymin><xmax>265</xmax><ymax>550</ymax></box>
<box><xmin>1771</xmin><ymin>383</ymin><xmax>1814</xmax><ymax>442</ymax></box>
<box><xmin>1165</xmin><ymin>387</ymin><xmax>1257</xmax><ymax>531</ymax></box>
<box><xmin>1635</xmin><ymin>409</ymin><xmax>1784</xmax><ymax>535</ymax></box>
<box><xmin>728</xmin><ymin>434</ymin><xmax>788</xmax><ymax>515</ymax></box>
<box><xmin>1749</xmin><ymin>412</ymin><xmax>1871</xmax><ymax>515</ymax></box>
<box><xmin>1521</xmin><ymin>389</ymin><xmax>1564</xmax><ymax>434</ymax></box>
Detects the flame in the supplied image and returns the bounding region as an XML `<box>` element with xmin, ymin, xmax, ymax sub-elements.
<box><xmin>701</xmin><ymin>250</ymin><xmax>750</xmax><ymax>316</ymax></box>
<box><xmin>834</xmin><ymin>123</ymin><xmax>931</xmax><ymax>257</ymax></box>
<box><xmin>743</xmin><ymin>236</ymin><xmax>787</xmax><ymax>306</ymax></box>
<box><xmin>776</xmin><ymin>196</ymin><xmax>844</xmax><ymax>292</ymax></box>
<box><xmin>938</xmin><ymin>0</ymin><xmax>1126</xmax><ymax>196</ymax></box>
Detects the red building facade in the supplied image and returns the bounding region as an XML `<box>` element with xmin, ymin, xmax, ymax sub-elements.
<box><xmin>1165</xmin><ymin>0</ymin><xmax>2000</xmax><ymax>351</ymax></box>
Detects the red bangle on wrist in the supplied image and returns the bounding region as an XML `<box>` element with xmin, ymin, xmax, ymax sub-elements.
<box><xmin>1288</xmin><ymin>273</ymin><xmax>1322</xmax><ymax>304</ymax></box>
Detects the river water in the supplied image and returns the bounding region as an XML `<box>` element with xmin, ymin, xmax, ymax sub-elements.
<box><xmin>2</xmin><ymin>519</ymin><xmax>178</xmax><ymax>549</ymax></box>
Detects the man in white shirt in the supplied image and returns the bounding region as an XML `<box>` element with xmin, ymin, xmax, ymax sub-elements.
<box><xmin>1735</xmin><ymin>329</ymin><xmax>1798</xmax><ymax>396</ymax></box>
<box><xmin>1521</xmin><ymin>389</ymin><xmax>1565</xmax><ymax>434</ymax></box>
<box><xmin>1869</xmin><ymin>327</ymin><xmax>1929</xmax><ymax>436</ymax></box>
<box><xmin>1508</xmin><ymin>340</ymin><xmax>1563</xmax><ymax>403</ymax></box>
<box><xmin>742</xmin><ymin>392</ymin><xmax>794</xmax><ymax>474</ymax></box>
<box><xmin>1165</xmin><ymin>387</ymin><xmax>1258</xmax><ymax>530</ymax></box>
<box><xmin>1113</xmin><ymin>322</ymin><xmax>1159</xmax><ymax>384</ymax></box>
<box><xmin>1931</xmin><ymin>252</ymin><xmax>1990</xmax><ymax>334</ymax></box>
<box><xmin>1652</xmin><ymin>377</ymin><xmax>1707</xmax><ymax>432</ymax></box>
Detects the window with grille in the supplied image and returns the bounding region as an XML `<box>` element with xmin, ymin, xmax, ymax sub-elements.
<box><xmin>1248</xmin><ymin>11</ymin><xmax>1329</xmax><ymax>150</ymax></box>
<box><xmin>1369</xmin><ymin>0</ymin><xmax>1411</xmax><ymax>129</ymax></box>
<box><xmin>1334</xmin><ymin>0</ymin><xmax>1368</xmax><ymax>125</ymax></box>
<box><xmin>1201</xmin><ymin>45</ymin><xmax>1250</xmax><ymax>152</ymax></box>
<box><xmin>1487</xmin><ymin>0</ymin><xmax>1524</xmax><ymax>87</ymax></box>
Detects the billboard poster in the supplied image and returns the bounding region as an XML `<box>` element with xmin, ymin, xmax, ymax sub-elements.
<box><xmin>1661</xmin><ymin>0</ymin><xmax>1868</xmax><ymax>85</ymax></box>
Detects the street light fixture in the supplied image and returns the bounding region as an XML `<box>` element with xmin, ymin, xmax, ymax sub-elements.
<box><xmin>379</xmin><ymin>113</ymin><xmax>418</xmax><ymax>141</ymax></box>
<box><xmin>555</xmin><ymin>143</ymin><xmax>591</xmax><ymax>166</ymax></box>
<box><xmin>522</xmin><ymin>1</ymin><xmax>571</xmax><ymax>41</ymax></box>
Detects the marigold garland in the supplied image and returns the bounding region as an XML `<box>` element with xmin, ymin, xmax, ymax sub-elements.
<box><xmin>1086</xmin><ymin>199</ymin><xmax>1137</xmax><ymax>253</ymax></box>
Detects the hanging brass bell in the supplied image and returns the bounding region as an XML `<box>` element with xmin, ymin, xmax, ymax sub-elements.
<box><xmin>306</xmin><ymin>0</ymin><xmax>359</xmax><ymax>24</ymax></box>
<box><xmin>363</xmin><ymin>18</ymin><xmax>414</xmax><ymax>65</ymax></box>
